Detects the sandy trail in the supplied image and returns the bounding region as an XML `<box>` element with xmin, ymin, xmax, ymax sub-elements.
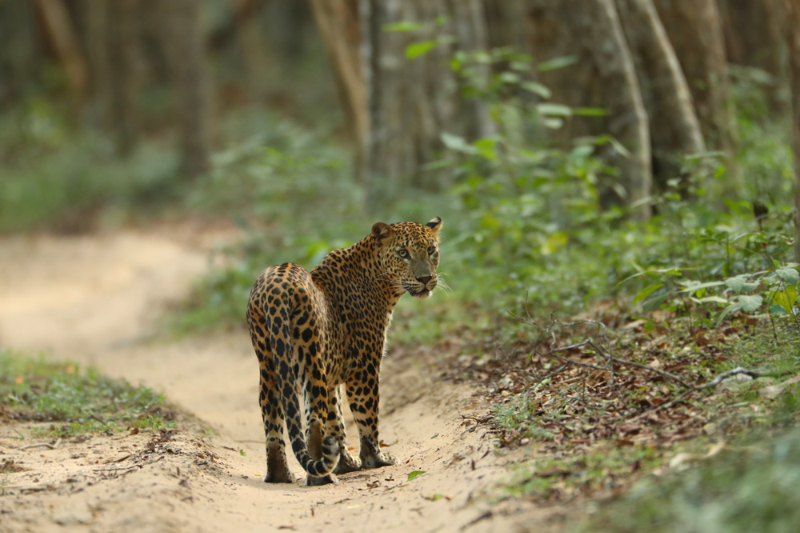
<box><xmin>0</xmin><ymin>229</ymin><xmax>547</xmax><ymax>532</ymax></box>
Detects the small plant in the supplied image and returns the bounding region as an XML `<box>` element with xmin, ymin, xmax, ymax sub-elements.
<box><xmin>0</xmin><ymin>350</ymin><xmax>176</xmax><ymax>437</ymax></box>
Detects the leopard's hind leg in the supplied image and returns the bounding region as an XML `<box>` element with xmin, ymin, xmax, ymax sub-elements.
<box><xmin>250</xmin><ymin>310</ymin><xmax>295</xmax><ymax>484</ymax></box>
<box><xmin>328</xmin><ymin>385</ymin><xmax>361</xmax><ymax>474</ymax></box>
<box><xmin>300</xmin><ymin>337</ymin><xmax>339</xmax><ymax>486</ymax></box>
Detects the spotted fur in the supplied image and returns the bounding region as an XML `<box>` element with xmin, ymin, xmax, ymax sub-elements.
<box><xmin>246</xmin><ymin>217</ymin><xmax>443</xmax><ymax>485</ymax></box>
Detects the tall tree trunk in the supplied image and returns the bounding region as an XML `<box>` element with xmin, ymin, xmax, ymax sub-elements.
<box><xmin>719</xmin><ymin>0</ymin><xmax>784</xmax><ymax>113</ymax></box>
<box><xmin>0</xmin><ymin>0</ymin><xmax>42</xmax><ymax>105</ymax></box>
<box><xmin>160</xmin><ymin>0</ymin><xmax>212</xmax><ymax>179</ymax></box>
<box><xmin>616</xmin><ymin>0</ymin><xmax>706</xmax><ymax>190</ymax></box>
<box><xmin>358</xmin><ymin>0</ymin><xmax>493</xmax><ymax>208</ymax></box>
<box><xmin>35</xmin><ymin>0</ymin><xmax>89</xmax><ymax>117</ymax></box>
<box><xmin>79</xmin><ymin>0</ymin><xmax>112</xmax><ymax>130</ymax></box>
<box><xmin>107</xmin><ymin>0</ymin><xmax>138</xmax><ymax>156</ymax></box>
<box><xmin>525</xmin><ymin>0</ymin><xmax>652</xmax><ymax>219</ymax></box>
<box><xmin>583</xmin><ymin>0</ymin><xmax>651</xmax><ymax>219</ymax></box>
<box><xmin>653</xmin><ymin>0</ymin><xmax>732</xmax><ymax>152</ymax></box>
<box><xmin>234</xmin><ymin>0</ymin><xmax>273</xmax><ymax>101</ymax></box>
<box><xmin>483</xmin><ymin>0</ymin><xmax>526</xmax><ymax>50</ymax></box>
<box><xmin>309</xmin><ymin>0</ymin><xmax>367</xmax><ymax>149</ymax></box>
<box><xmin>785</xmin><ymin>0</ymin><xmax>800</xmax><ymax>262</ymax></box>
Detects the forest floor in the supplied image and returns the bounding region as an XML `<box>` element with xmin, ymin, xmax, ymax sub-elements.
<box><xmin>0</xmin><ymin>225</ymin><xmax>561</xmax><ymax>533</ymax></box>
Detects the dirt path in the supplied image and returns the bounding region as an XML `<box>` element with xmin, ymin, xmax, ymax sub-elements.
<box><xmin>0</xmin><ymin>229</ymin><xmax>550</xmax><ymax>532</ymax></box>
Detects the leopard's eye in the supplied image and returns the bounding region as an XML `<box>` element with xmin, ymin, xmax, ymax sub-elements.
<box><xmin>427</xmin><ymin>246</ymin><xmax>436</xmax><ymax>255</ymax></box>
<box><xmin>398</xmin><ymin>249</ymin><xmax>409</xmax><ymax>258</ymax></box>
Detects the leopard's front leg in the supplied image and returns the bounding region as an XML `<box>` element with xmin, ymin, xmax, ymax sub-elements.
<box><xmin>346</xmin><ymin>366</ymin><xmax>395</xmax><ymax>469</ymax></box>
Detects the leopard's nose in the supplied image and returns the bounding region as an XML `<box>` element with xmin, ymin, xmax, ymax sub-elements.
<box><xmin>416</xmin><ymin>276</ymin><xmax>432</xmax><ymax>285</ymax></box>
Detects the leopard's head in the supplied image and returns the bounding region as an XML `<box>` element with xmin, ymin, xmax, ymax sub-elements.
<box><xmin>372</xmin><ymin>217</ymin><xmax>442</xmax><ymax>299</ymax></box>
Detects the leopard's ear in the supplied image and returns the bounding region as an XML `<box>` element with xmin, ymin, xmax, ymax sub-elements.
<box><xmin>372</xmin><ymin>222</ymin><xmax>393</xmax><ymax>240</ymax></box>
<box><xmin>425</xmin><ymin>216</ymin><xmax>442</xmax><ymax>234</ymax></box>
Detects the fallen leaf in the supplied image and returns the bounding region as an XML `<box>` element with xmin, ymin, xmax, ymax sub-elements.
<box><xmin>669</xmin><ymin>452</ymin><xmax>701</xmax><ymax>469</ymax></box>
<box><xmin>705</xmin><ymin>441</ymin><xmax>726</xmax><ymax>458</ymax></box>
<box><xmin>407</xmin><ymin>470</ymin><xmax>426</xmax><ymax>481</ymax></box>
<box><xmin>759</xmin><ymin>375</ymin><xmax>800</xmax><ymax>399</ymax></box>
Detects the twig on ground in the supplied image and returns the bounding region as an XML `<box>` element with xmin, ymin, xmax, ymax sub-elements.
<box><xmin>546</xmin><ymin>338</ymin><xmax>689</xmax><ymax>389</ymax></box>
<box><xmin>606</xmin><ymin>355</ymin><xmax>689</xmax><ymax>388</ymax></box>
<box><xmin>695</xmin><ymin>366</ymin><xmax>788</xmax><ymax>390</ymax></box>
<box><xmin>88</xmin><ymin>413</ymin><xmax>112</xmax><ymax>430</ymax></box>
<box><xmin>13</xmin><ymin>438</ymin><xmax>61</xmax><ymax>451</ymax></box>
<box><xmin>628</xmin><ymin>366</ymin><xmax>793</xmax><ymax>422</ymax></box>
<box><xmin>461</xmin><ymin>414</ymin><xmax>494</xmax><ymax>424</ymax></box>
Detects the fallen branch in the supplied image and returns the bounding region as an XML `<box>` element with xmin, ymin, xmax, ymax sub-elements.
<box><xmin>628</xmin><ymin>366</ymin><xmax>793</xmax><ymax>422</ymax></box>
<box><xmin>13</xmin><ymin>438</ymin><xmax>62</xmax><ymax>451</ymax></box>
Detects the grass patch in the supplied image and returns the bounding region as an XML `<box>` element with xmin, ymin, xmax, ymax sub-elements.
<box><xmin>0</xmin><ymin>350</ymin><xmax>176</xmax><ymax>437</ymax></box>
<box><xmin>577</xmin><ymin>425</ymin><xmax>800</xmax><ymax>533</ymax></box>
<box><xmin>481</xmin><ymin>317</ymin><xmax>800</xmax><ymax>505</ymax></box>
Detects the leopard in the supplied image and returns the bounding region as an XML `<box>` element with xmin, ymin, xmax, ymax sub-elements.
<box><xmin>246</xmin><ymin>216</ymin><xmax>443</xmax><ymax>486</ymax></box>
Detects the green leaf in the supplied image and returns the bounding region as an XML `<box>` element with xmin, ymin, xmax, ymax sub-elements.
<box><xmin>474</xmin><ymin>137</ymin><xmax>498</xmax><ymax>162</ymax></box>
<box><xmin>679</xmin><ymin>281</ymin><xmax>725</xmax><ymax>294</ymax></box>
<box><xmin>642</xmin><ymin>292</ymin><xmax>671</xmax><ymax>312</ymax></box>
<box><xmin>538</xmin><ymin>55</ymin><xmax>578</xmax><ymax>72</ymax></box>
<box><xmin>773</xmin><ymin>285</ymin><xmax>798</xmax><ymax>311</ymax></box>
<box><xmin>776</xmin><ymin>267</ymin><xmax>799</xmax><ymax>286</ymax></box>
<box><xmin>537</xmin><ymin>103</ymin><xmax>572</xmax><ymax>117</ymax></box>
<box><xmin>542</xmin><ymin>117</ymin><xmax>564</xmax><ymax>129</ymax></box>
<box><xmin>634</xmin><ymin>282</ymin><xmax>664</xmax><ymax>304</ymax></box>
<box><xmin>500</xmin><ymin>71</ymin><xmax>520</xmax><ymax>84</ymax></box>
<box><xmin>737</xmin><ymin>294</ymin><xmax>763</xmax><ymax>312</ymax></box>
<box><xmin>725</xmin><ymin>275</ymin><xmax>758</xmax><ymax>294</ymax></box>
<box><xmin>520</xmin><ymin>81</ymin><xmax>551</xmax><ymax>99</ymax></box>
<box><xmin>716</xmin><ymin>302</ymin><xmax>739</xmax><ymax>326</ymax></box>
<box><xmin>406</xmin><ymin>41</ymin><xmax>437</xmax><ymax>60</ymax></box>
<box><xmin>408</xmin><ymin>470</ymin><xmax>426</xmax><ymax>481</ymax></box>
<box><xmin>573</xmin><ymin>107</ymin><xmax>608</xmax><ymax>117</ymax></box>
<box><xmin>689</xmin><ymin>296</ymin><xmax>729</xmax><ymax>305</ymax></box>
<box><xmin>383</xmin><ymin>21</ymin><xmax>424</xmax><ymax>32</ymax></box>
<box><xmin>770</xmin><ymin>304</ymin><xmax>787</xmax><ymax>316</ymax></box>
<box><xmin>441</xmin><ymin>132</ymin><xmax>473</xmax><ymax>153</ymax></box>
<box><xmin>570</xmin><ymin>145</ymin><xmax>595</xmax><ymax>159</ymax></box>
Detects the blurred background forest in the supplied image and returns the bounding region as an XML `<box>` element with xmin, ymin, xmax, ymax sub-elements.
<box><xmin>1</xmin><ymin>0</ymin><xmax>799</xmax><ymax>334</ymax></box>
<box><xmin>3</xmin><ymin>3</ymin><xmax>800</xmax><ymax>528</ymax></box>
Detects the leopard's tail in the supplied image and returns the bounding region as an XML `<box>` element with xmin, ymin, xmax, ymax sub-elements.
<box><xmin>270</xmin><ymin>320</ymin><xmax>340</xmax><ymax>478</ymax></box>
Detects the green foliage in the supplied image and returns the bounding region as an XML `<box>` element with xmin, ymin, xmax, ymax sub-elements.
<box><xmin>509</xmin><ymin>445</ymin><xmax>661</xmax><ymax>502</ymax></box>
<box><xmin>0</xmin><ymin>99</ymin><xmax>180</xmax><ymax>233</ymax></box>
<box><xmin>172</xmin><ymin>107</ymin><xmax>362</xmax><ymax>333</ymax></box>
<box><xmin>0</xmin><ymin>350</ymin><xmax>174</xmax><ymax>436</ymax></box>
<box><xmin>579</xmin><ymin>427</ymin><xmax>800</xmax><ymax>533</ymax></box>
<box><xmin>176</xmin><ymin>51</ymin><xmax>797</xmax><ymax>352</ymax></box>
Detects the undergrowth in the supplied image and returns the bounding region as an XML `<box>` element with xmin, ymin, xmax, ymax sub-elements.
<box><xmin>0</xmin><ymin>350</ymin><xmax>175</xmax><ymax>437</ymax></box>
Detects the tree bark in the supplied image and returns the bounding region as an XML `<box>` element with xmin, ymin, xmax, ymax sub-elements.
<box><xmin>309</xmin><ymin>0</ymin><xmax>367</xmax><ymax>148</ymax></box>
<box><xmin>159</xmin><ymin>0</ymin><xmax>212</xmax><ymax>179</ymax></box>
<box><xmin>107</xmin><ymin>0</ymin><xmax>139</xmax><ymax>156</ymax></box>
<box><xmin>0</xmin><ymin>0</ymin><xmax>42</xmax><ymax>105</ymax></box>
<box><xmin>358</xmin><ymin>0</ymin><xmax>493</xmax><ymax>207</ymax></box>
<box><xmin>583</xmin><ymin>0</ymin><xmax>651</xmax><ymax>219</ymax></box>
<box><xmin>525</xmin><ymin>0</ymin><xmax>652</xmax><ymax>219</ymax></box>
<box><xmin>653</xmin><ymin>0</ymin><xmax>732</xmax><ymax>152</ymax></box>
<box><xmin>234</xmin><ymin>0</ymin><xmax>273</xmax><ymax>101</ymax></box>
<box><xmin>35</xmin><ymin>0</ymin><xmax>89</xmax><ymax>116</ymax></box>
<box><xmin>616</xmin><ymin>0</ymin><xmax>706</xmax><ymax>189</ymax></box>
<box><xmin>79</xmin><ymin>0</ymin><xmax>112</xmax><ymax>129</ymax></box>
<box><xmin>785</xmin><ymin>0</ymin><xmax>800</xmax><ymax>262</ymax></box>
<box><xmin>718</xmin><ymin>0</ymin><xmax>784</xmax><ymax>113</ymax></box>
